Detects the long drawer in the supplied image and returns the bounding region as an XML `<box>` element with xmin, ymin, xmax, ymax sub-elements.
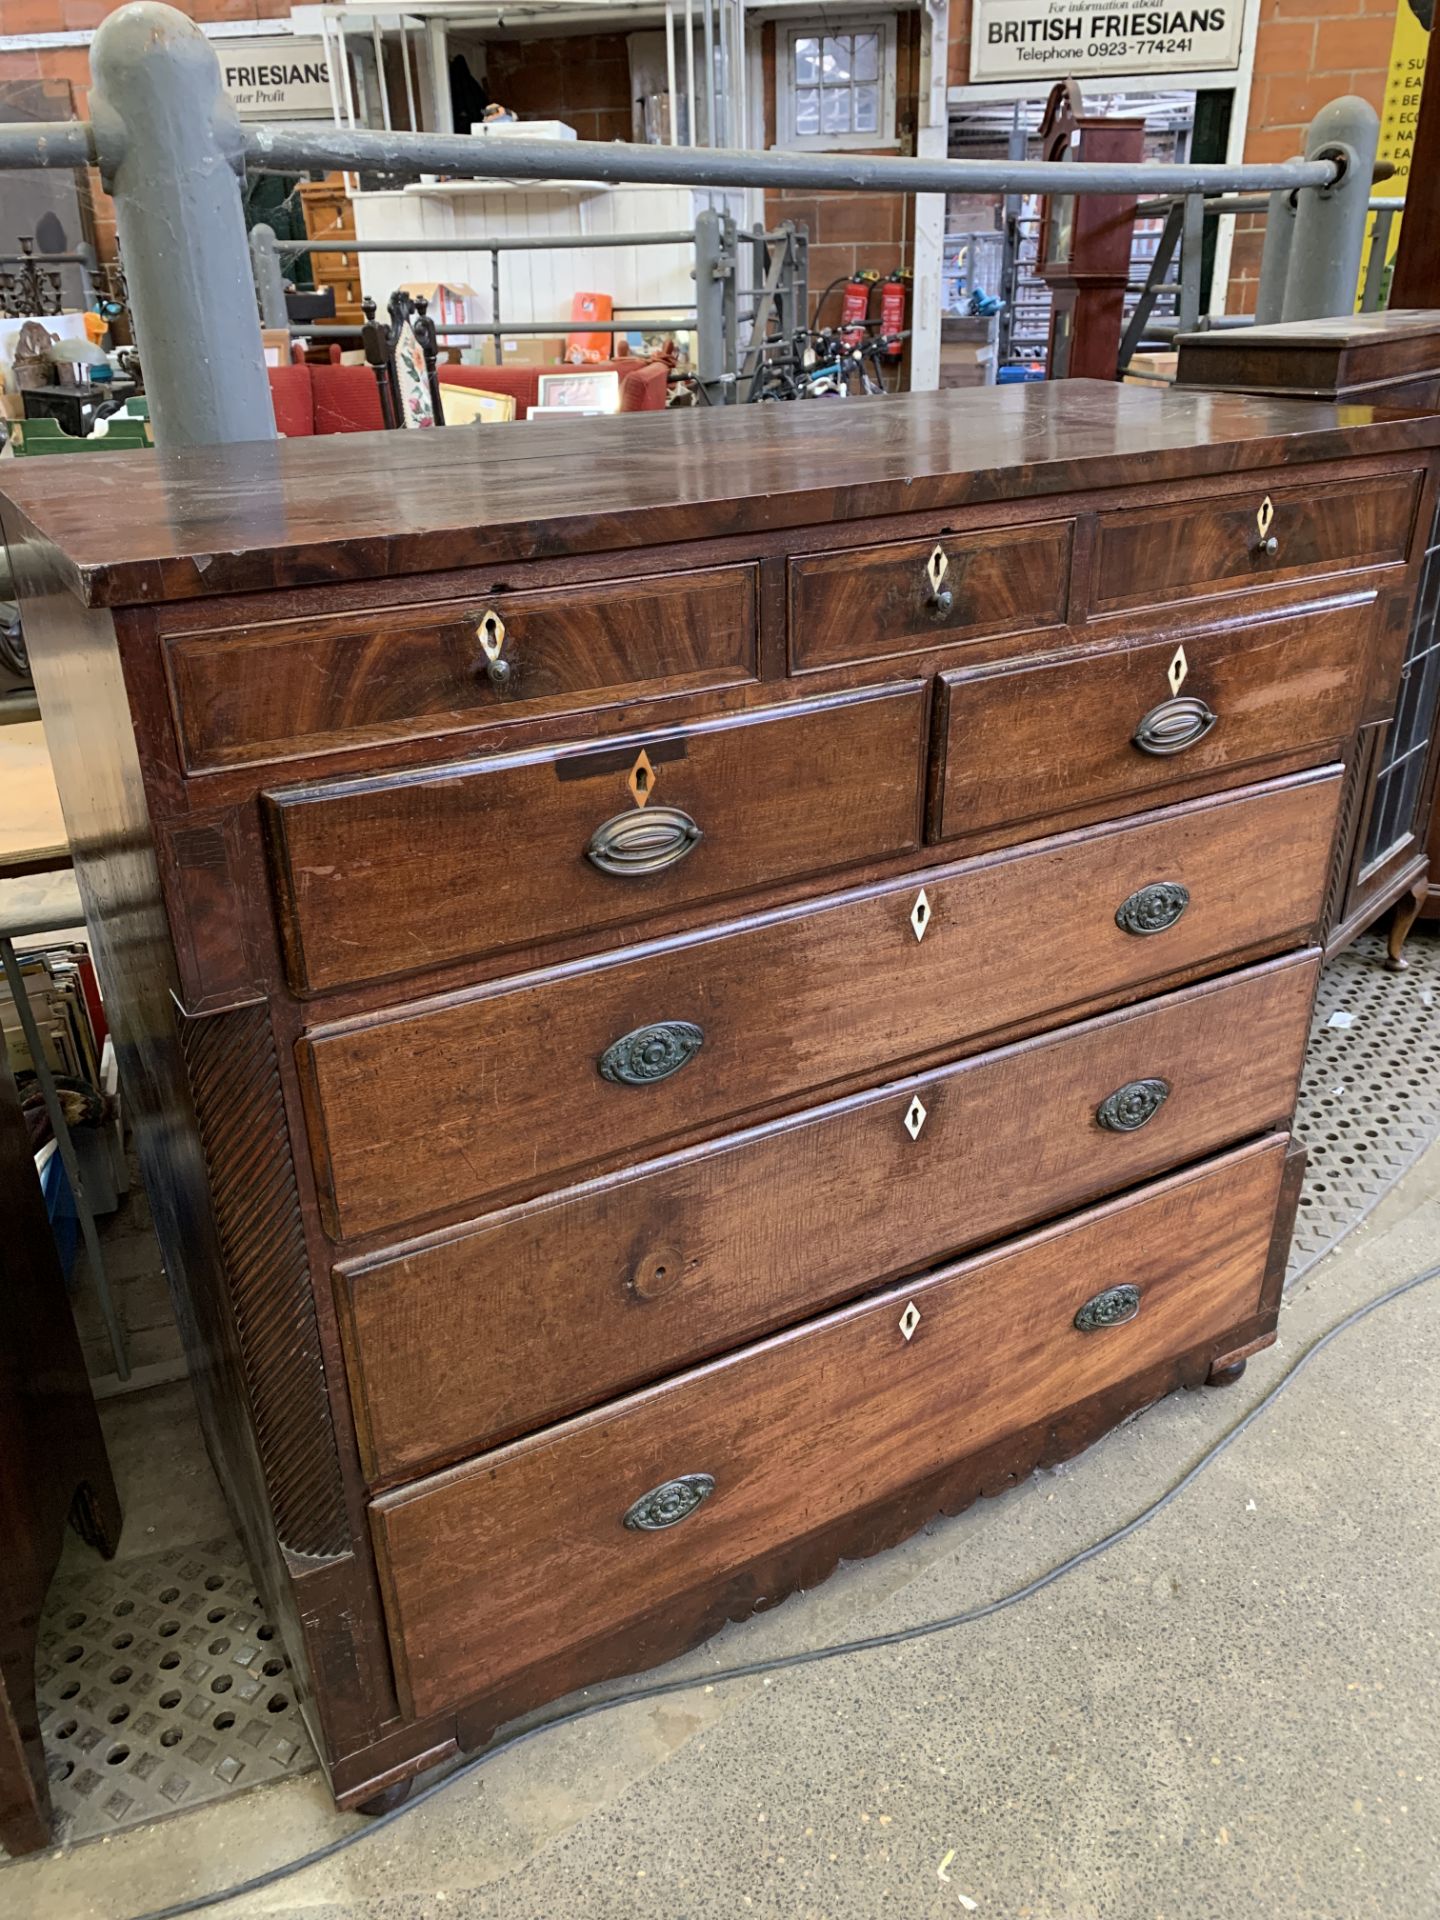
<box><xmin>1090</xmin><ymin>470</ymin><xmax>1419</xmax><ymax>615</ymax></box>
<box><xmin>266</xmin><ymin>684</ymin><xmax>927</xmax><ymax>992</ymax></box>
<box><xmin>340</xmin><ymin>953</ymin><xmax>1318</xmax><ymax>1480</ymax></box>
<box><xmin>371</xmin><ymin>1136</ymin><xmax>1288</xmax><ymax>1721</ymax></box>
<box><xmin>930</xmin><ymin>589</ymin><xmax>1375</xmax><ymax>845</ymax></box>
<box><xmin>163</xmin><ymin>562</ymin><xmax>759</xmax><ymax>771</ymax></box>
<box><xmin>302</xmin><ymin>770</ymin><xmax>1340</xmax><ymax>1239</ymax></box>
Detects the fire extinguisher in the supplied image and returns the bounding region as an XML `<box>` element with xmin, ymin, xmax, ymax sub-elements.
<box><xmin>879</xmin><ymin>270</ymin><xmax>910</xmax><ymax>358</ymax></box>
<box><xmin>840</xmin><ymin>268</ymin><xmax>877</xmax><ymax>347</ymax></box>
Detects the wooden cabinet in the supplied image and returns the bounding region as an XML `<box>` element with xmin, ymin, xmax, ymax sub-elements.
<box><xmin>1174</xmin><ymin>311</ymin><xmax>1440</xmax><ymax>963</ymax></box>
<box><xmin>4</xmin><ymin>381</ymin><xmax>1435</xmax><ymax>1814</ymax></box>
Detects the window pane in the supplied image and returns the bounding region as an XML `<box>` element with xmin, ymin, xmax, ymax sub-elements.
<box><xmin>853</xmin><ymin>83</ymin><xmax>879</xmax><ymax>133</ymax></box>
<box><xmin>793</xmin><ymin>37</ymin><xmax>819</xmax><ymax>84</ymax></box>
<box><xmin>852</xmin><ymin>32</ymin><xmax>879</xmax><ymax>83</ymax></box>
<box><xmin>822</xmin><ymin>86</ymin><xmax>851</xmax><ymax>134</ymax></box>
<box><xmin>823</xmin><ymin>35</ymin><xmax>851</xmax><ymax>83</ymax></box>
<box><xmin>794</xmin><ymin>87</ymin><xmax>820</xmax><ymax>136</ymax></box>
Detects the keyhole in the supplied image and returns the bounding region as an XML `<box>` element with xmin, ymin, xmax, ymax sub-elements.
<box><xmin>635</xmin><ymin>766</ymin><xmax>648</xmax><ymax>794</ymax></box>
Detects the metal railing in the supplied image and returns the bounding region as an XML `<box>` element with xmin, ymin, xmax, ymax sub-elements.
<box><xmin>0</xmin><ymin>2</ymin><xmax>1385</xmax><ymax>448</ymax></box>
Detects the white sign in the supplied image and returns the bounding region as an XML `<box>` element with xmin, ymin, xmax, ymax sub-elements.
<box><xmin>969</xmin><ymin>1</ymin><xmax>1244</xmax><ymax>84</ymax></box>
<box><xmin>220</xmin><ymin>36</ymin><xmax>333</xmax><ymax>120</ymax></box>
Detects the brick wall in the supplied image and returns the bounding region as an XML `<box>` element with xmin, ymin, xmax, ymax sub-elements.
<box><xmin>482</xmin><ymin>32</ymin><xmax>633</xmax><ymax>142</ymax></box>
<box><xmin>1228</xmin><ymin>0</ymin><xmax>1395</xmax><ymax>310</ymax></box>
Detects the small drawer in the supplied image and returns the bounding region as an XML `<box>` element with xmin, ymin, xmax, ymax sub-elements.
<box><xmin>301</xmin><ymin>769</ymin><xmax>1339</xmax><ymax>1240</ymax></box>
<box><xmin>931</xmin><ymin>589</ymin><xmax>1376</xmax><ymax>845</ymax></box>
<box><xmin>164</xmin><ymin>563</ymin><xmax>759</xmax><ymax>771</ymax></box>
<box><xmin>267</xmin><ymin>684</ymin><xmax>926</xmax><ymax>992</ymax></box>
<box><xmin>1090</xmin><ymin>471</ymin><xmax>1419</xmax><ymax>616</ymax></box>
<box><xmin>340</xmin><ymin>952</ymin><xmax>1317</xmax><ymax>1480</ymax></box>
<box><xmin>371</xmin><ymin>1136</ymin><xmax>1288</xmax><ymax>1720</ymax></box>
<box><xmin>788</xmin><ymin>520</ymin><xmax>1072</xmax><ymax>671</ymax></box>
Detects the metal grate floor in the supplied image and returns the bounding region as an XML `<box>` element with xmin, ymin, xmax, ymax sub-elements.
<box><xmin>34</xmin><ymin>1534</ymin><xmax>315</xmax><ymax>1846</ymax></box>
<box><xmin>1290</xmin><ymin>927</ymin><xmax>1440</xmax><ymax>1279</ymax></box>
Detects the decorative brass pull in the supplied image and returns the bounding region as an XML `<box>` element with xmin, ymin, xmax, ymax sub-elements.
<box><xmin>587</xmin><ymin>806</ymin><xmax>702</xmax><ymax>877</ymax></box>
<box><xmin>1074</xmin><ymin>1285</ymin><xmax>1141</xmax><ymax>1334</ymax></box>
<box><xmin>1115</xmin><ymin>881</ymin><xmax>1189</xmax><ymax>936</ymax></box>
<box><xmin>1096</xmin><ymin>1077</ymin><xmax>1170</xmax><ymax>1133</ymax></box>
<box><xmin>1133</xmin><ymin>696</ymin><xmax>1217</xmax><ymax>757</ymax></box>
<box><xmin>1254</xmin><ymin>495</ymin><xmax>1278</xmax><ymax>557</ymax></box>
<box><xmin>475</xmin><ymin>609</ymin><xmax>510</xmax><ymax>689</ymax></box>
<box><xmin>924</xmin><ymin>543</ymin><xmax>954</xmax><ymax>617</ymax></box>
<box><xmin>599</xmin><ymin>1020</ymin><xmax>704</xmax><ymax>1086</ymax></box>
<box><xmin>623</xmin><ymin>1474</ymin><xmax>715</xmax><ymax>1531</ymax></box>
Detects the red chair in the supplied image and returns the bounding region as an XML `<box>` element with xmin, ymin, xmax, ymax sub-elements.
<box><xmin>267</xmin><ymin>364</ymin><xmax>386</xmax><ymax>436</ymax></box>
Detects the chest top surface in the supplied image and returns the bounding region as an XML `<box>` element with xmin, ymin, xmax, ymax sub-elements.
<box><xmin>0</xmin><ymin>381</ymin><xmax>1436</xmax><ymax>613</ymax></box>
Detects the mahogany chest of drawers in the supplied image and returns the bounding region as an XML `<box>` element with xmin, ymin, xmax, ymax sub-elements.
<box><xmin>5</xmin><ymin>382</ymin><xmax>1437</xmax><ymax>1810</ymax></box>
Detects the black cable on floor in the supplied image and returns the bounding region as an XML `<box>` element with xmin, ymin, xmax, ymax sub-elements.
<box><xmin>114</xmin><ymin>1254</ymin><xmax>1440</xmax><ymax>1920</ymax></box>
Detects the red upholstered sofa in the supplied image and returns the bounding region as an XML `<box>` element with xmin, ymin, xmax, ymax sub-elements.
<box><xmin>437</xmin><ymin>358</ymin><xmax>669</xmax><ymax>420</ymax></box>
<box><xmin>267</xmin><ymin>364</ymin><xmax>386</xmax><ymax>436</ymax></box>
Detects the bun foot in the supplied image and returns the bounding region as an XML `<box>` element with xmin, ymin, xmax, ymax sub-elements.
<box><xmin>1206</xmin><ymin>1358</ymin><xmax>1247</xmax><ymax>1388</ymax></box>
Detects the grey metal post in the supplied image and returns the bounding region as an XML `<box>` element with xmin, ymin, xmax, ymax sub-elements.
<box><xmin>249</xmin><ymin>221</ymin><xmax>289</xmax><ymax>329</ymax></box>
<box><xmin>89</xmin><ymin>3</ymin><xmax>274</xmax><ymax>447</ymax></box>
<box><xmin>1254</xmin><ymin>180</ymin><xmax>1299</xmax><ymax>322</ymax></box>
<box><xmin>1178</xmin><ymin>192</ymin><xmax>1205</xmax><ymax>333</ymax></box>
<box><xmin>75</xmin><ymin>239</ymin><xmax>97</xmax><ymax>313</ymax></box>
<box><xmin>693</xmin><ymin>205</ymin><xmax>729</xmax><ymax>403</ymax></box>
<box><xmin>1282</xmin><ymin>96</ymin><xmax>1381</xmax><ymax>320</ymax></box>
<box><xmin>1360</xmin><ymin>207</ymin><xmax>1395</xmax><ymax>311</ymax></box>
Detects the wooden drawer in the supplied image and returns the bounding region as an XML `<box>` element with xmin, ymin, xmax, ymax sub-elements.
<box><xmin>341</xmin><ymin>953</ymin><xmax>1317</xmax><ymax>1480</ymax></box>
<box><xmin>1090</xmin><ymin>471</ymin><xmax>1419</xmax><ymax>615</ymax></box>
<box><xmin>371</xmin><ymin>1136</ymin><xmax>1287</xmax><ymax>1720</ymax></box>
<box><xmin>301</xmin><ymin>770</ymin><xmax>1339</xmax><ymax>1239</ymax></box>
<box><xmin>266</xmin><ymin>684</ymin><xmax>926</xmax><ymax>993</ymax></box>
<box><xmin>163</xmin><ymin>563</ymin><xmax>759</xmax><ymax>771</ymax></box>
<box><xmin>931</xmin><ymin>589</ymin><xmax>1376</xmax><ymax>845</ymax></box>
<box><xmin>788</xmin><ymin>520</ymin><xmax>1072</xmax><ymax>671</ymax></box>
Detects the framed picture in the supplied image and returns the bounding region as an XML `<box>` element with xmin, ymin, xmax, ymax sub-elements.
<box><xmin>527</xmin><ymin>404</ymin><xmax>609</xmax><ymax>420</ymax></box>
<box><xmin>535</xmin><ymin>368</ymin><xmax>621</xmax><ymax>415</ymax></box>
<box><xmin>440</xmin><ymin>385</ymin><xmax>517</xmax><ymax>425</ymax></box>
<box><xmin>393</xmin><ymin>319</ymin><xmax>436</xmax><ymax>429</ymax></box>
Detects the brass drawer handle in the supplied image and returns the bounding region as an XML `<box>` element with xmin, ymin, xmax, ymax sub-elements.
<box><xmin>1096</xmin><ymin>1077</ymin><xmax>1170</xmax><ymax>1133</ymax></box>
<box><xmin>623</xmin><ymin>1473</ymin><xmax>715</xmax><ymax>1531</ymax></box>
<box><xmin>1133</xmin><ymin>695</ymin><xmax>1217</xmax><ymax>757</ymax></box>
<box><xmin>587</xmin><ymin>805</ymin><xmax>702</xmax><ymax>877</ymax></box>
<box><xmin>1115</xmin><ymin>881</ymin><xmax>1189</xmax><ymax>936</ymax></box>
<box><xmin>924</xmin><ymin>542</ymin><xmax>955</xmax><ymax>617</ymax></box>
<box><xmin>1253</xmin><ymin>495</ymin><xmax>1278</xmax><ymax>557</ymax></box>
<box><xmin>599</xmin><ymin>1020</ymin><xmax>704</xmax><ymax>1086</ymax></box>
<box><xmin>474</xmin><ymin>609</ymin><xmax>511</xmax><ymax>689</ymax></box>
<box><xmin>1074</xmin><ymin>1285</ymin><xmax>1141</xmax><ymax>1333</ymax></box>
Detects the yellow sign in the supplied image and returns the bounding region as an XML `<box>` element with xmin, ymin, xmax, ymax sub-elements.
<box><xmin>1359</xmin><ymin>2</ymin><xmax>1431</xmax><ymax>304</ymax></box>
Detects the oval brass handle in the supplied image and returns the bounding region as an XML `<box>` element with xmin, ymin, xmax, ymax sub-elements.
<box><xmin>1096</xmin><ymin>1077</ymin><xmax>1170</xmax><ymax>1133</ymax></box>
<box><xmin>623</xmin><ymin>1473</ymin><xmax>715</xmax><ymax>1531</ymax></box>
<box><xmin>587</xmin><ymin>806</ymin><xmax>702</xmax><ymax>877</ymax></box>
<box><xmin>1074</xmin><ymin>1285</ymin><xmax>1141</xmax><ymax>1334</ymax></box>
<box><xmin>474</xmin><ymin>609</ymin><xmax>510</xmax><ymax>689</ymax></box>
<box><xmin>1115</xmin><ymin>881</ymin><xmax>1189</xmax><ymax>936</ymax></box>
<box><xmin>1133</xmin><ymin>696</ymin><xmax>1217</xmax><ymax>757</ymax></box>
<box><xmin>599</xmin><ymin>1020</ymin><xmax>703</xmax><ymax>1086</ymax></box>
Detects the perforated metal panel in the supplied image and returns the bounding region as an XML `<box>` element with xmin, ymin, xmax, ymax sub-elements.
<box><xmin>1290</xmin><ymin>929</ymin><xmax>1440</xmax><ymax>1278</ymax></box>
<box><xmin>34</xmin><ymin>1535</ymin><xmax>315</xmax><ymax>1845</ymax></box>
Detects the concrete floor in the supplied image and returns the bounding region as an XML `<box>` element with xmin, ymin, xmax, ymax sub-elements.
<box><xmin>8</xmin><ymin>1141</ymin><xmax>1440</xmax><ymax>1920</ymax></box>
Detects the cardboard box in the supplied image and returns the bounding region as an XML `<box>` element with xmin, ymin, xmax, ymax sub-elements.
<box><xmin>481</xmin><ymin>335</ymin><xmax>568</xmax><ymax>368</ymax></box>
